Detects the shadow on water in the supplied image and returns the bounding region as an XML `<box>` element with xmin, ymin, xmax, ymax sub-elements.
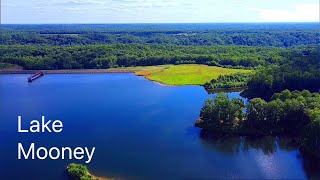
<box><xmin>199</xmin><ymin>130</ymin><xmax>320</xmax><ymax>179</ymax></box>
<box><xmin>299</xmin><ymin>152</ymin><xmax>320</xmax><ymax>180</ymax></box>
<box><xmin>199</xmin><ymin>131</ymin><xmax>280</xmax><ymax>155</ymax></box>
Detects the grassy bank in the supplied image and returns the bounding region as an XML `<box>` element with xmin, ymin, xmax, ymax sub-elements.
<box><xmin>115</xmin><ymin>64</ymin><xmax>252</xmax><ymax>85</ymax></box>
<box><xmin>1</xmin><ymin>64</ymin><xmax>252</xmax><ymax>86</ymax></box>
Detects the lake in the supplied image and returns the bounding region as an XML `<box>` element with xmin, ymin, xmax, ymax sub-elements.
<box><xmin>0</xmin><ymin>73</ymin><xmax>318</xmax><ymax>180</ymax></box>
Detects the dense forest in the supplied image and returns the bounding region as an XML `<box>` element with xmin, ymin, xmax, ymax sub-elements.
<box><xmin>1</xmin><ymin>24</ymin><xmax>318</xmax><ymax>96</ymax></box>
<box><xmin>195</xmin><ymin>90</ymin><xmax>320</xmax><ymax>157</ymax></box>
<box><xmin>246</xmin><ymin>46</ymin><xmax>320</xmax><ymax>97</ymax></box>
<box><xmin>0</xmin><ymin>44</ymin><xmax>286</xmax><ymax>70</ymax></box>
<box><xmin>1</xmin><ymin>23</ymin><xmax>318</xmax><ymax>72</ymax></box>
<box><xmin>1</xmin><ymin>23</ymin><xmax>319</xmax><ymax>46</ymax></box>
<box><xmin>0</xmin><ymin>43</ymin><xmax>318</xmax><ymax>74</ymax></box>
<box><xmin>202</xmin><ymin>45</ymin><xmax>319</xmax><ymax>93</ymax></box>
<box><xmin>204</xmin><ymin>72</ymin><xmax>251</xmax><ymax>91</ymax></box>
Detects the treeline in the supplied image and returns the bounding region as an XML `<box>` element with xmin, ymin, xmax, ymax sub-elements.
<box><xmin>0</xmin><ymin>44</ymin><xmax>285</xmax><ymax>70</ymax></box>
<box><xmin>202</xmin><ymin>45</ymin><xmax>319</xmax><ymax>92</ymax></box>
<box><xmin>204</xmin><ymin>73</ymin><xmax>251</xmax><ymax>91</ymax></box>
<box><xmin>0</xmin><ymin>62</ymin><xmax>13</xmax><ymax>69</ymax></box>
<box><xmin>246</xmin><ymin>46</ymin><xmax>320</xmax><ymax>98</ymax></box>
<box><xmin>1</xmin><ymin>23</ymin><xmax>319</xmax><ymax>47</ymax></box>
<box><xmin>195</xmin><ymin>90</ymin><xmax>320</xmax><ymax>157</ymax></box>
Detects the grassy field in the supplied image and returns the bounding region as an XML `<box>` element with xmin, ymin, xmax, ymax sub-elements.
<box><xmin>113</xmin><ymin>64</ymin><xmax>252</xmax><ymax>85</ymax></box>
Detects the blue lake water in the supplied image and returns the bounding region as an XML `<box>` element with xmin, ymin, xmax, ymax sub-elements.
<box><xmin>0</xmin><ymin>73</ymin><xmax>318</xmax><ymax>180</ymax></box>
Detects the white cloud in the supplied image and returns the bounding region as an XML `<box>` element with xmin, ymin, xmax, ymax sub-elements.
<box><xmin>255</xmin><ymin>3</ymin><xmax>319</xmax><ymax>22</ymax></box>
<box><xmin>4</xmin><ymin>0</ymin><xmax>319</xmax><ymax>23</ymax></box>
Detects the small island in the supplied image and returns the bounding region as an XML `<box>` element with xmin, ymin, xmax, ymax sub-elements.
<box><xmin>67</xmin><ymin>163</ymin><xmax>113</xmax><ymax>180</ymax></box>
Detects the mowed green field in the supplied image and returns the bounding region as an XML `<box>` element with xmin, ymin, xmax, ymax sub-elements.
<box><xmin>115</xmin><ymin>64</ymin><xmax>252</xmax><ymax>85</ymax></box>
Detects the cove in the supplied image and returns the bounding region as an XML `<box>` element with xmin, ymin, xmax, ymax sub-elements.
<box><xmin>0</xmin><ymin>73</ymin><xmax>319</xmax><ymax>180</ymax></box>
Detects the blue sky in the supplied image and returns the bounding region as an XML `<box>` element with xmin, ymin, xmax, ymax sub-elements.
<box><xmin>2</xmin><ymin>0</ymin><xmax>319</xmax><ymax>24</ymax></box>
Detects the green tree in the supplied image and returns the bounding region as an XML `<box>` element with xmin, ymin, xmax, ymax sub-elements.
<box><xmin>67</xmin><ymin>163</ymin><xmax>93</xmax><ymax>180</ymax></box>
<box><xmin>246</xmin><ymin>98</ymin><xmax>267</xmax><ymax>129</ymax></box>
<box><xmin>266</xmin><ymin>99</ymin><xmax>284</xmax><ymax>128</ymax></box>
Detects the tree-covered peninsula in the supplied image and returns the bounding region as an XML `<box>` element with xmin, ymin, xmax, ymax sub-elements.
<box><xmin>67</xmin><ymin>163</ymin><xmax>112</xmax><ymax>180</ymax></box>
<box><xmin>195</xmin><ymin>90</ymin><xmax>320</xmax><ymax>157</ymax></box>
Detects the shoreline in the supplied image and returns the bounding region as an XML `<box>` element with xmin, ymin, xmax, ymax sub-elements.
<box><xmin>135</xmin><ymin>74</ymin><xmax>190</xmax><ymax>87</ymax></box>
<box><xmin>0</xmin><ymin>65</ymin><xmax>252</xmax><ymax>88</ymax></box>
<box><xmin>0</xmin><ymin>68</ymin><xmax>185</xmax><ymax>87</ymax></box>
<box><xmin>205</xmin><ymin>87</ymin><xmax>246</xmax><ymax>93</ymax></box>
<box><xmin>0</xmin><ymin>69</ymin><xmax>135</xmax><ymax>74</ymax></box>
<box><xmin>0</xmin><ymin>67</ymin><xmax>244</xmax><ymax>90</ymax></box>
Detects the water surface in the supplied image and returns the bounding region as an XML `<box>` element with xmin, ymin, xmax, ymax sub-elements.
<box><xmin>0</xmin><ymin>74</ymin><xmax>318</xmax><ymax>180</ymax></box>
